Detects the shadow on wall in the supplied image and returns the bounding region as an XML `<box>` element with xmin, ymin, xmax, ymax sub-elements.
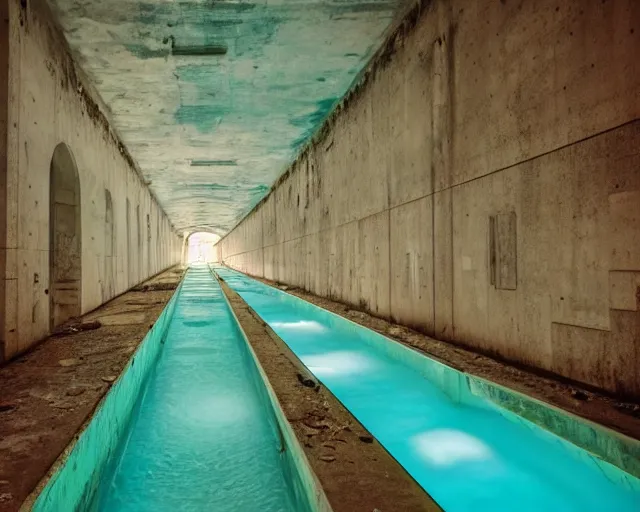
<box><xmin>49</xmin><ymin>143</ymin><xmax>81</xmax><ymax>330</ymax></box>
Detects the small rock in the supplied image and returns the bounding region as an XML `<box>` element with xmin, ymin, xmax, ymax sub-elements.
<box><xmin>387</xmin><ymin>326</ymin><xmax>404</xmax><ymax>337</ymax></box>
<box><xmin>66</xmin><ymin>386</ymin><xmax>85</xmax><ymax>397</ymax></box>
<box><xmin>613</xmin><ymin>402</ymin><xmax>640</xmax><ymax>418</ymax></box>
<box><xmin>53</xmin><ymin>320</ymin><xmax>101</xmax><ymax>336</ymax></box>
<box><xmin>101</xmin><ymin>375</ymin><xmax>117</xmax><ymax>383</ymax></box>
<box><xmin>359</xmin><ymin>435</ymin><xmax>374</xmax><ymax>444</ymax></box>
<box><xmin>280</xmin><ymin>285</ymin><xmax>289</xmax><ymax>291</ymax></box>
<box><xmin>322</xmin><ymin>442</ymin><xmax>336</xmax><ymax>450</ymax></box>
<box><xmin>0</xmin><ymin>404</ymin><xmax>15</xmax><ymax>413</ymax></box>
<box><xmin>303</xmin><ymin>418</ymin><xmax>330</xmax><ymax>430</ymax></box>
<box><xmin>0</xmin><ymin>480</ymin><xmax>9</xmax><ymax>485</ymax></box>
<box><xmin>0</xmin><ymin>493</ymin><xmax>13</xmax><ymax>503</ymax></box>
<box><xmin>570</xmin><ymin>389</ymin><xmax>588</xmax><ymax>401</ymax></box>
<box><xmin>79</xmin><ymin>320</ymin><xmax>101</xmax><ymax>331</ymax></box>
<box><xmin>58</xmin><ymin>358</ymin><xmax>80</xmax><ymax>367</ymax></box>
<box><xmin>319</xmin><ymin>455</ymin><xmax>336</xmax><ymax>462</ymax></box>
<box><xmin>297</xmin><ymin>373</ymin><xmax>316</xmax><ymax>388</ymax></box>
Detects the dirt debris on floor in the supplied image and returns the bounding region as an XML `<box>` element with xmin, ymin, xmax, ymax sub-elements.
<box><xmin>218</xmin><ymin>278</ymin><xmax>441</xmax><ymax>512</ymax></box>
<box><xmin>0</xmin><ymin>267</ymin><xmax>185</xmax><ymax>512</ymax></box>
<box><xmin>261</xmin><ymin>278</ymin><xmax>640</xmax><ymax>441</ymax></box>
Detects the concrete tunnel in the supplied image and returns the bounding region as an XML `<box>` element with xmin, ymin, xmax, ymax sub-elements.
<box><xmin>1</xmin><ymin>0</ymin><xmax>640</xmax><ymax>510</ymax></box>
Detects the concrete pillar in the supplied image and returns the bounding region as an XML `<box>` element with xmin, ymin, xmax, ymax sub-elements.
<box><xmin>0</xmin><ymin>0</ymin><xmax>8</xmax><ymax>360</ymax></box>
<box><xmin>431</xmin><ymin>3</ymin><xmax>454</xmax><ymax>341</ymax></box>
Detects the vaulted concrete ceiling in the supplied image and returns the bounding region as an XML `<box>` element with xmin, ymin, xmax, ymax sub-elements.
<box><xmin>49</xmin><ymin>0</ymin><xmax>402</xmax><ymax>235</ymax></box>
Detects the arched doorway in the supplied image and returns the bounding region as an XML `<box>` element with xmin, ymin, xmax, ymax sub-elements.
<box><xmin>49</xmin><ymin>143</ymin><xmax>82</xmax><ymax>330</ymax></box>
<box><xmin>103</xmin><ymin>189</ymin><xmax>115</xmax><ymax>301</ymax></box>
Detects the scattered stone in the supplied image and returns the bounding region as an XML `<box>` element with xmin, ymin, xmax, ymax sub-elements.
<box><xmin>52</xmin><ymin>403</ymin><xmax>75</xmax><ymax>410</ymax></box>
<box><xmin>133</xmin><ymin>283</ymin><xmax>177</xmax><ymax>292</ymax></box>
<box><xmin>322</xmin><ymin>442</ymin><xmax>336</xmax><ymax>450</ymax></box>
<box><xmin>613</xmin><ymin>402</ymin><xmax>640</xmax><ymax>418</ymax></box>
<box><xmin>347</xmin><ymin>310</ymin><xmax>368</xmax><ymax>322</ymax></box>
<box><xmin>66</xmin><ymin>386</ymin><xmax>85</xmax><ymax>397</ymax></box>
<box><xmin>101</xmin><ymin>375</ymin><xmax>117</xmax><ymax>383</ymax></box>
<box><xmin>279</xmin><ymin>285</ymin><xmax>289</xmax><ymax>291</ymax></box>
<box><xmin>79</xmin><ymin>320</ymin><xmax>101</xmax><ymax>331</ymax></box>
<box><xmin>58</xmin><ymin>358</ymin><xmax>80</xmax><ymax>367</ymax></box>
<box><xmin>0</xmin><ymin>403</ymin><xmax>15</xmax><ymax>413</ymax></box>
<box><xmin>570</xmin><ymin>389</ymin><xmax>588</xmax><ymax>401</ymax></box>
<box><xmin>0</xmin><ymin>493</ymin><xmax>13</xmax><ymax>503</ymax></box>
<box><xmin>302</xmin><ymin>418</ymin><xmax>330</xmax><ymax>430</ymax></box>
<box><xmin>53</xmin><ymin>320</ymin><xmax>101</xmax><ymax>336</ymax></box>
<box><xmin>387</xmin><ymin>326</ymin><xmax>404</xmax><ymax>337</ymax></box>
<box><xmin>359</xmin><ymin>435</ymin><xmax>374</xmax><ymax>444</ymax></box>
<box><xmin>297</xmin><ymin>373</ymin><xmax>316</xmax><ymax>388</ymax></box>
<box><xmin>319</xmin><ymin>455</ymin><xmax>336</xmax><ymax>462</ymax></box>
<box><xmin>0</xmin><ymin>480</ymin><xmax>9</xmax><ymax>485</ymax></box>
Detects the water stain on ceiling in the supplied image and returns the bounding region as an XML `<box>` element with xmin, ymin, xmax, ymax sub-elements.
<box><xmin>48</xmin><ymin>0</ymin><xmax>402</xmax><ymax>235</ymax></box>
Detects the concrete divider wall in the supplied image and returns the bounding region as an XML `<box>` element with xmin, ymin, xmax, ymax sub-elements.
<box><xmin>0</xmin><ymin>0</ymin><xmax>182</xmax><ymax>361</ymax></box>
<box><xmin>216</xmin><ymin>0</ymin><xmax>640</xmax><ymax>398</ymax></box>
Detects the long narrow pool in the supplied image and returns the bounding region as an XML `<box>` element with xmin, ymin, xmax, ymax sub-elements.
<box><xmin>214</xmin><ymin>266</ymin><xmax>640</xmax><ymax>512</ymax></box>
<box><xmin>90</xmin><ymin>266</ymin><xmax>305</xmax><ymax>511</ymax></box>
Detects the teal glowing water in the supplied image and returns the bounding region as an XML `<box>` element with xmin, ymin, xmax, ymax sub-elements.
<box><xmin>215</xmin><ymin>266</ymin><xmax>640</xmax><ymax>512</ymax></box>
<box><xmin>92</xmin><ymin>267</ymin><xmax>297</xmax><ymax>512</ymax></box>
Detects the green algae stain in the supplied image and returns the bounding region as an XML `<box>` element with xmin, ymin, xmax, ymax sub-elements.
<box><xmin>290</xmin><ymin>97</ymin><xmax>337</xmax><ymax>127</ymax></box>
<box><xmin>175</xmin><ymin>64</ymin><xmax>219</xmax><ymax>84</ymax></box>
<box><xmin>124</xmin><ymin>44</ymin><xmax>169</xmax><ymax>60</ymax></box>
<box><xmin>249</xmin><ymin>184</ymin><xmax>270</xmax><ymax>196</ymax></box>
<box><xmin>174</xmin><ymin>63</ymin><xmax>232</xmax><ymax>133</ymax></box>
<box><xmin>289</xmin><ymin>97</ymin><xmax>338</xmax><ymax>149</ymax></box>
<box><xmin>174</xmin><ymin>105</ymin><xmax>231</xmax><ymax>133</ymax></box>
<box><xmin>290</xmin><ymin>130</ymin><xmax>315</xmax><ymax>151</ymax></box>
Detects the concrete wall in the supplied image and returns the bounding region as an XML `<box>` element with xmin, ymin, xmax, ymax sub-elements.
<box><xmin>0</xmin><ymin>0</ymin><xmax>182</xmax><ymax>361</ymax></box>
<box><xmin>217</xmin><ymin>0</ymin><xmax>640</xmax><ymax>398</ymax></box>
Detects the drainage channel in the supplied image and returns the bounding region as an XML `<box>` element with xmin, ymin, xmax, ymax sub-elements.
<box><xmin>32</xmin><ymin>265</ymin><xmax>323</xmax><ymax>511</ymax></box>
<box><xmin>213</xmin><ymin>265</ymin><xmax>640</xmax><ymax>512</ymax></box>
<box><xmin>92</xmin><ymin>265</ymin><xmax>314</xmax><ymax>511</ymax></box>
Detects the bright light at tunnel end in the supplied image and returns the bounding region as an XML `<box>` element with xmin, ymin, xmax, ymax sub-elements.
<box><xmin>187</xmin><ymin>232</ymin><xmax>220</xmax><ymax>264</ymax></box>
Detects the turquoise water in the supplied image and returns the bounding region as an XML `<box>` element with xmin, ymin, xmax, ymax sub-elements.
<box><xmin>92</xmin><ymin>266</ymin><xmax>298</xmax><ymax>512</ymax></box>
<box><xmin>215</xmin><ymin>266</ymin><xmax>640</xmax><ymax>512</ymax></box>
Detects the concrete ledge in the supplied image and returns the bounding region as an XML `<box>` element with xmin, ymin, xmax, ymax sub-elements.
<box><xmin>0</xmin><ymin>267</ymin><xmax>184</xmax><ymax>512</ymax></box>
<box><xmin>22</xmin><ymin>278</ymin><xmax>184</xmax><ymax>511</ymax></box>
<box><xmin>211</xmin><ymin>266</ymin><xmax>332</xmax><ymax>512</ymax></box>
